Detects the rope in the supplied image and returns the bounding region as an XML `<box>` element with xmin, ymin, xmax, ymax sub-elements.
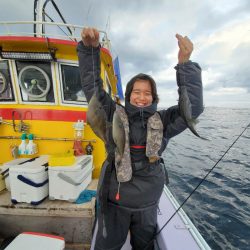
<box><xmin>91</xmin><ymin>47</ymin><xmax>96</xmax><ymax>90</ymax></box>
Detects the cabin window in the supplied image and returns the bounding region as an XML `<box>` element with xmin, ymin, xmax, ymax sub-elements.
<box><xmin>16</xmin><ymin>61</ymin><xmax>55</xmax><ymax>102</ymax></box>
<box><xmin>60</xmin><ymin>64</ymin><xmax>86</xmax><ymax>103</ymax></box>
<box><xmin>0</xmin><ymin>60</ymin><xmax>15</xmax><ymax>101</ymax></box>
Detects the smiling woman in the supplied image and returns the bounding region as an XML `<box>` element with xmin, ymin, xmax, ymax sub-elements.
<box><xmin>3</xmin><ymin>0</ymin><xmax>249</xmax><ymax>249</ymax></box>
<box><xmin>78</xmin><ymin>26</ymin><xmax>205</xmax><ymax>250</ymax></box>
<box><xmin>130</xmin><ymin>80</ymin><xmax>153</xmax><ymax>107</ymax></box>
<box><xmin>124</xmin><ymin>73</ymin><xmax>159</xmax><ymax>108</ymax></box>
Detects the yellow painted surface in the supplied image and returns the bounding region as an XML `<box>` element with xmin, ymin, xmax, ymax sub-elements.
<box><xmin>0</xmin><ymin>37</ymin><xmax>116</xmax><ymax>178</ymax></box>
<box><xmin>0</xmin><ymin>36</ymin><xmax>118</xmax><ymax>95</ymax></box>
<box><xmin>0</xmin><ymin>117</ymin><xmax>106</xmax><ymax>178</ymax></box>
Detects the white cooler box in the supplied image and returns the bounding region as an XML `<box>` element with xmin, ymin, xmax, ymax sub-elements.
<box><xmin>0</xmin><ymin>165</ymin><xmax>6</xmax><ymax>191</ymax></box>
<box><xmin>1</xmin><ymin>158</ymin><xmax>31</xmax><ymax>191</ymax></box>
<box><xmin>4</xmin><ymin>232</ymin><xmax>65</xmax><ymax>250</ymax></box>
<box><xmin>49</xmin><ymin>155</ymin><xmax>93</xmax><ymax>202</ymax></box>
<box><xmin>9</xmin><ymin>156</ymin><xmax>49</xmax><ymax>205</ymax></box>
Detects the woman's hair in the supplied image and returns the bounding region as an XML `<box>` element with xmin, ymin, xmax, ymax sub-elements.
<box><xmin>124</xmin><ymin>73</ymin><xmax>159</xmax><ymax>103</ymax></box>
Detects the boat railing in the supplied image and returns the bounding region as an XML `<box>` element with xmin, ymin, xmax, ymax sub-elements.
<box><xmin>0</xmin><ymin>20</ymin><xmax>107</xmax><ymax>42</ymax></box>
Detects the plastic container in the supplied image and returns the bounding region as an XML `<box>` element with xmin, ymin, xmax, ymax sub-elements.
<box><xmin>0</xmin><ymin>165</ymin><xmax>6</xmax><ymax>191</ymax></box>
<box><xmin>4</xmin><ymin>232</ymin><xmax>65</xmax><ymax>250</ymax></box>
<box><xmin>73</xmin><ymin>120</ymin><xmax>84</xmax><ymax>139</ymax></box>
<box><xmin>49</xmin><ymin>155</ymin><xmax>93</xmax><ymax>202</ymax></box>
<box><xmin>9</xmin><ymin>156</ymin><xmax>49</xmax><ymax>205</ymax></box>
<box><xmin>48</xmin><ymin>151</ymin><xmax>76</xmax><ymax>167</ymax></box>
<box><xmin>26</xmin><ymin>134</ymin><xmax>38</xmax><ymax>155</ymax></box>
<box><xmin>2</xmin><ymin>158</ymin><xmax>31</xmax><ymax>191</ymax></box>
<box><xmin>18</xmin><ymin>133</ymin><xmax>27</xmax><ymax>155</ymax></box>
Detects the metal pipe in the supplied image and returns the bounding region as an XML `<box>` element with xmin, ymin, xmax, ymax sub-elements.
<box><xmin>0</xmin><ymin>136</ymin><xmax>96</xmax><ymax>142</ymax></box>
<box><xmin>0</xmin><ymin>21</ymin><xmax>107</xmax><ymax>35</ymax></box>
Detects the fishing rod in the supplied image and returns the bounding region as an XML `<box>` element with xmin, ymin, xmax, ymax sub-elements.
<box><xmin>145</xmin><ymin>121</ymin><xmax>250</xmax><ymax>249</ymax></box>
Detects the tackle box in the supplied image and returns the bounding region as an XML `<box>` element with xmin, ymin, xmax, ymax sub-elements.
<box><xmin>48</xmin><ymin>151</ymin><xmax>76</xmax><ymax>166</ymax></box>
<box><xmin>48</xmin><ymin>155</ymin><xmax>93</xmax><ymax>202</ymax></box>
<box><xmin>9</xmin><ymin>156</ymin><xmax>49</xmax><ymax>205</ymax></box>
<box><xmin>4</xmin><ymin>232</ymin><xmax>65</xmax><ymax>250</ymax></box>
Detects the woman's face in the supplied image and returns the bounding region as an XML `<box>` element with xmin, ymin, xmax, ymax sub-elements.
<box><xmin>130</xmin><ymin>80</ymin><xmax>153</xmax><ymax>107</ymax></box>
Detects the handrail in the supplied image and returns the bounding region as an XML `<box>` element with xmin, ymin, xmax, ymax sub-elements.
<box><xmin>0</xmin><ymin>20</ymin><xmax>107</xmax><ymax>41</ymax></box>
<box><xmin>0</xmin><ymin>135</ymin><xmax>96</xmax><ymax>143</ymax></box>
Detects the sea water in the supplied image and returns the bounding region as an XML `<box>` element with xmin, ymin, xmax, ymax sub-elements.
<box><xmin>162</xmin><ymin>107</ymin><xmax>250</xmax><ymax>250</ymax></box>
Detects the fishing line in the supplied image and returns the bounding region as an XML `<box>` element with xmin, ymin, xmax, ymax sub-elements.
<box><xmin>144</xmin><ymin>121</ymin><xmax>250</xmax><ymax>249</ymax></box>
<box><xmin>86</xmin><ymin>0</ymin><xmax>95</xmax><ymax>25</ymax></box>
<box><xmin>91</xmin><ymin>46</ymin><xmax>96</xmax><ymax>91</ymax></box>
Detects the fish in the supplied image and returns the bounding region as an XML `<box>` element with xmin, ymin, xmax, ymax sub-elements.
<box><xmin>179</xmin><ymin>86</ymin><xmax>207</xmax><ymax>140</ymax></box>
<box><xmin>112</xmin><ymin>111</ymin><xmax>125</xmax><ymax>157</ymax></box>
<box><xmin>87</xmin><ymin>92</ymin><xmax>108</xmax><ymax>143</ymax></box>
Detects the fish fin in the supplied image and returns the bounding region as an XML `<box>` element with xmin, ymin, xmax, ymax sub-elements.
<box><xmin>192</xmin><ymin>118</ymin><xmax>199</xmax><ymax>125</ymax></box>
<box><xmin>199</xmin><ymin>135</ymin><xmax>209</xmax><ymax>141</ymax></box>
<box><xmin>187</xmin><ymin>123</ymin><xmax>209</xmax><ymax>141</ymax></box>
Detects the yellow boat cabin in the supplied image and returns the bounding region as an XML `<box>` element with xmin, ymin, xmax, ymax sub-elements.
<box><xmin>0</xmin><ymin>24</ymin><xmax>119</xmax><ymax>179</ymax></box>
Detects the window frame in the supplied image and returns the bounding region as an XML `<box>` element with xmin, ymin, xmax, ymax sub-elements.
<box><xmin>0</xmin><ymin>59</ymin><xmax>18</xmax><ymax>104</ymax></box>
<box><xmin>57</xmin><ymin>60</ymin><xmax>88</xmax><ymax>107</ymax></box>
<box><xmin>12</xmin><ymin>60</ymin><xmax>58</xmax><ymax>105</ymax></box>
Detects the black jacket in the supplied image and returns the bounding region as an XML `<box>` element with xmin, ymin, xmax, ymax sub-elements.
<box><xmin>77</xmin><ymin>41</ymin><xmax>203</xmax><ymax>208</ymax></box>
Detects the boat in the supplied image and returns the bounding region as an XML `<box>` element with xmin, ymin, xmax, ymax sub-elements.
<box><xmin>0</xmin><ymin>1</ymin><xmax>211</xmax><ymax>249</ymax></box>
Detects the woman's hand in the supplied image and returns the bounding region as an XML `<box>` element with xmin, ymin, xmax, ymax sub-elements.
<box><xmin>176</xmin><ymin>34</ymin><xmax>193</xmax><ymax>64</ymax></box>
<box><xmin>81</xmin><ymin>27</ymin><xmax>100</xmax><ymax>47</ymax></box>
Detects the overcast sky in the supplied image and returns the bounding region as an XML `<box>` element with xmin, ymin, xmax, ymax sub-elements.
<box><xmin>0</xmin><ymin>0</ymin><xmax>250</xmax><ymax>108</ymax></box>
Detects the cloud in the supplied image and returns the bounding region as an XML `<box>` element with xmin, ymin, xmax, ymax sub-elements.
<box><xmin>0</xmin><ymin>0</ymin><xmax>249</xmax><ymax>108</ymax></box>
<box><xmin>195</xmin><ymin>18</ymin><xmax>250</xmax><ymax>97</ymax></box>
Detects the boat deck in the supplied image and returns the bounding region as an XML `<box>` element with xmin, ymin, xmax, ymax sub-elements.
<box><xmin>91</xmin><ymin>186</ymin><xmax>211</xmax><ymax>250</ymax></box>
<box><xmin>0</xmin><ymin>179</ymin><xmax>98</xmax><ymax>250</ymax></box>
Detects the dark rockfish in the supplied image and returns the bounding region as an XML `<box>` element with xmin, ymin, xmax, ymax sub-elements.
<box><xmin>179</xmin><ymin>86</ymin><xmax>207</xmax><ymax>140</ymax></box>
<box><xmin>112</xmin><ymin>111</ymin><xmax>125</xmax><ymax>157</ymax></box>
<box><xmin>87</xmin><ymin>92</ymin><xmax>108</xmax><ymax>143</ymax></box>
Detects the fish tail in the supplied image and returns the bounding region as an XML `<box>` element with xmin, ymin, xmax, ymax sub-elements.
<box><xmin>188</xmin><ymin>122</ymin><xmax>208</xmax><ymax>140</ymax></box>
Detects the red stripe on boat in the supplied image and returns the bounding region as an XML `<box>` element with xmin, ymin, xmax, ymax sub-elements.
<box><xmin>0</xmin><ymin>36</ymin><xmax>77</xmax><ymax>46</ymax></box>
<box><xmin>0</xmin><ymin>108</ymin><xmax>86</xmax><ymax>122</ymax></box>
<box><xmin>22</xmin><ymin>232</ymin><xmax>64</xmax><ymax>241</ymax></box>
<box><xmin>0</xmin><ymin>36</ymin><xmax>112</xmax><ymax>55</ymax></box>
<box><xmin>130</xmin><ymin>145</ymin><xmax>146</xmax><ymax>149</ymax></box>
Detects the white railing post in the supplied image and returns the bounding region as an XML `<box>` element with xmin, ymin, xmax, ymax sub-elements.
<box><xmin>36</xmin><ymin>0</ymin><xmax>44</xmax><ymax>37</ymax></box>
